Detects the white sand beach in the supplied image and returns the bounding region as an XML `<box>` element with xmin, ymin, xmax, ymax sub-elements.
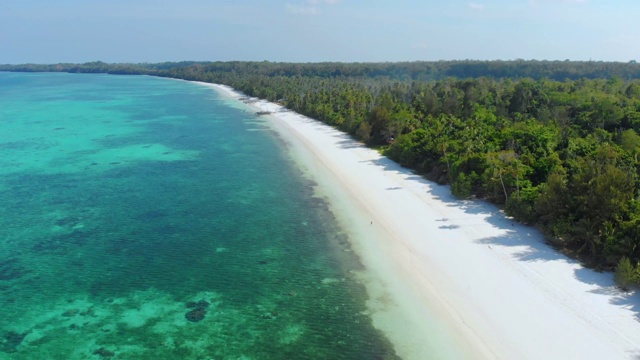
<box><xmin>204</xmin><ymin>82</ymin><xmax>640</xmax><ymax>359</ymax></box>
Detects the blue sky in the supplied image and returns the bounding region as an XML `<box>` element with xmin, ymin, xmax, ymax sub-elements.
<box><xmin>1</xmin><ymin>0</ymin><xmax>638</xmax><ymax>64</ymax></box>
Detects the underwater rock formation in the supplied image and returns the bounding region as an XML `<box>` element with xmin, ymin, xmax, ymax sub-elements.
<box><xmin>185</xmin><ymin>300</ymin><xmax>210</xmax><ymax>309</ymax></box>
<box><xmin>185</xmin><ymin>299</ymin><xmax>210</xmax><ymax>322</ymax></box>
<box><xmin>93</xmin><ymin>347</ymin><xmax>115</xmax><ymax>358</ymax></box>
<box><xmin>185</xmin><ymin>308</ymin><xmax>206</xmax><ymax>322</ymax></box>
<box><xmin>1</xmin><ymin>330</ymin><xmax>29</xmax><ymax>353</ymax></box>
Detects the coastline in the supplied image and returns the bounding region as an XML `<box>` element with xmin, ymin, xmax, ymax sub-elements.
<box><xmin>199</xmin><ymin>81</ymin><xmax>640</xmax><ymax>359</ymax></box>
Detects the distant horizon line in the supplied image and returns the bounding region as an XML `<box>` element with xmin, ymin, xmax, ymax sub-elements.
<box><xmin>2</xmin><ymin>58</ymin><xmax>639</xmax><ymax>66</ymax></box>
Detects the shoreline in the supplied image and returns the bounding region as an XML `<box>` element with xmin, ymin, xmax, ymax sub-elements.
<box><xmin>199</xmin><ymin>81</ymin><xmax>640</xmax><ymax>359</ymax></box>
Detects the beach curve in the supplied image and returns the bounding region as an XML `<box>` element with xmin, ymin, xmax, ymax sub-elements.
<box><xmin>202</xmin><ymin>82</ymin><xmax>640</xmax><ymax>360</ymax></box>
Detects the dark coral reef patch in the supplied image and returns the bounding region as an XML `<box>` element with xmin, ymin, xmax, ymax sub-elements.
<box><xmin>185</xmin><ymin>299</ymin><xmax>210</xmax><ymax>322</ymax></box>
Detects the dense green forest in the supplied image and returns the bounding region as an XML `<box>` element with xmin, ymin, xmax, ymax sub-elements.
<box><xmin>3</xmin><ymin>59</ymin><xmax>640</xmax><ymax>80</ymax></box>
<box><xmin>3</xmin><ymin>60</ymin><xmax>640</xmax><ymax>287</ymax></box>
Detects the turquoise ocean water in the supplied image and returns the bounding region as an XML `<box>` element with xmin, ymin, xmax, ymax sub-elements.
<box><xmin>0</xmin><ymin>72</ymin><xmax>398</xmax><ymax>359</ymax></box>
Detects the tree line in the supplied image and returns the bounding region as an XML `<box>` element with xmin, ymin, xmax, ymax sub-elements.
<box><xmin>3</xmin><ymin>60</ymin><xmax>640</xmax><ymax>287</ymax></box>
<box><xmin>3</xmin><ymin>59</ymin><xmax>640</xmax><ymax>81</ymax></box>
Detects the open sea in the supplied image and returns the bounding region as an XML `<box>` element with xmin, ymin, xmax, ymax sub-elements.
<box><xmin>0</xmin><ymin>72</ymin><xmax>398</xmax><ymax>359</ymax></box>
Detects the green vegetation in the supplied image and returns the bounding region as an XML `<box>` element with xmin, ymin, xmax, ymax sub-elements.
<box><xmin>4</xmin><ymin>60</ymin><xmax>640</xmax><ymax>286</ymax></box>
<box><xmin>614</xmin><ymin>257</ymin><xmax>640</xmax><ymax>290</ymax></box>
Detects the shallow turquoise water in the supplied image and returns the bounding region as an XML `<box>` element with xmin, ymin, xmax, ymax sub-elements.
<box><xmin>0</xmin><ymin>72</ymin><xmax>398</xmax><ymax>359</ymax></box>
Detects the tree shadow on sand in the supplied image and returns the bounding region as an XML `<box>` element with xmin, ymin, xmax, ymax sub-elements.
<box><xmin>357</xmin><ymin>151</ymin><xmax>640</xmax><ymax>323</ymax></box>
<box><xmin>475</xmin><ymin>231</ymin><xmax>567</xmax><ymax>262</ymax></box>
<box><xmin>574</xmin><ymin>267</ymin><xmax>640</xmax><ymax>322</ymax></box>
<box><xmin>336</xmin><ymin>139</ymin><xmax>365</xmax><ymax>149</ymax></box>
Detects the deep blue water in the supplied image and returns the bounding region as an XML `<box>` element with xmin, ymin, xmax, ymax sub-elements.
<box><xmin>0</xmin><ymin>72</ymin><xmax>397</xmax><ymax>359</ymax></box>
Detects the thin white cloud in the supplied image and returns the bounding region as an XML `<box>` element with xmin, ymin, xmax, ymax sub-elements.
<box><xmin>308</xmin><ymin>0</ymin><xmax>341</xmax><ymax>4</ymax></box>
<box><xmin>530</xmin><ymin>0</ymin><xmax>588</xmax><ymax>6</ymax></box>
<box><xmin>468</xmin><ymin>2</ymin><xmax>485</xmax><ymax>10</ymax></box>
<box><xmin>411</xmin><ymin>42</ymin><xmax>428</xmax><ymax>50</ymax></box>
<box><xmin>286</xmin><ymin>3</ymin><xmax>318</xmax><ymax>15</ymax></box>
<box><xmin>285</xmin><ymin>0</ymin><xmax>340</xmax><ymax>15</ymax></box>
